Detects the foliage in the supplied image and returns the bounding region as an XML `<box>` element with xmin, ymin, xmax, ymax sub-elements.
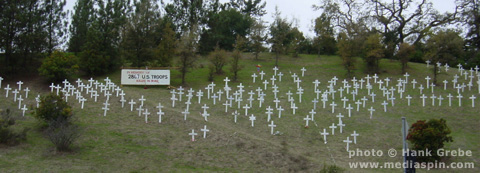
<box><xmin>424</xmin><ymin>30</ymin><xmax>464</xmax><ymax>84</ymax></box>
<box><xmin>46</xmin><ymin>116</ymin><xmax>80</xmax><ymax>152</ymax></box>
<box><xmin>269</xmin><ymin>7</ymin><xmax>292</xmax><ymax>66</ymax></box>
<box><xmin>44</xmin><ymin>0</ymin><xmax>67</xmax><ymax>54</ymax></box>
<box><xmin>250</xmin><ymin>19</ymin><xmax>267</xmax><ymax>60</ymax></box>
<box><xmin>0</xmin><ymin>109</ymin><xmax>28</xmax><ymax>146</ymax></box>
<box><xmin>209</xmin><ymin>47</ymin><xmax>228</xmax><ymax>74</ymax></box>
<box><xmin>396</xmin><ymin>43</ymin><xmax>415</xmax><ymax>74</ymax></box>
<box><xmin>164</xmin><ymin>0</ymin><xmax>207</xmax><ymax>33</ymax></box>
<box><xmin>154</xmin><ymin>22</ymin><xmax>177</xmax><ymax>67</ymax></box>
<box><xmin>35</xmin><ymin>94</ymin><xmax>73</xmax><ymax>125</ymax></box>
<box><xmin>230</xmin><ymin>36</ymin><xmax>245</xmax><ymax>81</ymax></box>
<box><xmin>363</xmin><ymin>34</ymin><xmax>384</xmax><ymax>74</ymax></box>
<box><xmin>337</xmin><ymin>32</ymin><xmax>355</xmax><ymax>78</ymax></box>
<box><xmin>38</xmin><ymin>51</ymin><xmax>79</xmax><ymax>83</ymax></box>
<box><xmin>177</xmin><ymin>27</ymin><xmax>199</xmax><ymax>85</ymax></box>
<box><xmin>122</xmin><ymin>0</ymin><xmax>161</xmax><ymax>67</ymax></box>
<box><xmin>288</xmin><ymin>27</ymin><xmax>305</xmax><ymax>58</ymax></box>
<box><xmin>407</xmin><ymin>118</ymin><xmax>453</xmax><ymax>162</ymax></box>
<box><xmin>314</xmin><ymin>14</ymin><xmax>337</xmax><ymax>55</ymax></box>
<box><xmin>199</xmin><ymin>8</ymin><xmax>253</xmax><ymax>53</ymax></box>
<box><xmin>80</xmin><ymin>26</ymin><xmax>111</xmax><ymax>76</ymax></box>
<box><xmin>68</xmin><ymin>0</ymin><xmax>95</xmax><ymax>53</ymax></box>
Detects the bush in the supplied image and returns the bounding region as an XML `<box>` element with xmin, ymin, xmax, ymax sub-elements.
<box><xmin>46</xmin><ymin>117</ymin><xmax>80</xmax><ymax>152</ymax></box>
<box><xmin>35</xmin><ymin>94</ymin><xmax>73</xmax><ymax>125</ymax></box>
<box><xmin>0</xmin><ymin>109</ymin><xmax>28</xmax><ymax>145</ymax></box>
<box><xmin>209</xmin><ymin>47</ymin><xmax>228</xmax><ymax>74</ymax></box>
<box><xmin>38</xmin><ymin>51</ymin><xmax>79</xmax><ymax>83</ymax></box>
<box><xmin>407</xmin><ymin>118</ymin><xmax>453</xmax><ymax>162</ymax></box>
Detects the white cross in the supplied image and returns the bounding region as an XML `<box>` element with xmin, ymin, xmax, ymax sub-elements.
<box><xmin>304</xmin><ymin>115</ymin><xmax>311</xmax><ymax>128</ymax></box>
<box><xmin>291</xmin><ymin>103</ymin><xmax>298</xmax><ymax>115</ymax></box>
<box><xmin>351</xmin><ymin>131</ymin><xmax>359</xmax><ymax>144</ymax></box>
<box><xmin>223</xmin><ymin>101</ymin><xmax>230</xmax><ymax>112</ymax></box>
<box><xmin>277</xmin><ymin>106</ymin><xmax>284</xmax><ymax>118</ymax></box>
<box><xmin>196</xmin><ymin>90</ymin><xmax>203</xmax><ymax>104</ymax></box>
<box><xmin>425</xmin><ymin>76</ymin><xmax>431</xmax><ymax>89</ymax></box>
<box><xmin>139</xmin><ymin>95</ymin><xmax>146</xmax><ymax>106</ymax></box>
<box><xmin>102</xmin><ymin>103</ymin><xmax>110</xmax><ymax>116</ymax></box>
<box><xmin>278</xmin><ymin>72</ymin><xmax>283</xmax><ymax>81</ymax></box>
<box><xmin>202</xmin><ymin>112</ymin><xmax>210</xmax><ymax>121</ymax></box>
<box><xmin>136</xmin><ymin>106</ymin><xmax>144</xmax><ymax>117</ymax></box>
<box><xmin>469</xmin><ymin>95</ymin><xmax>476</xmax><ymax>107</ymax></box>
<box><xmin>158</xmin><ymin>110</ymin><xmax>165</xmax><ymax>122</ymax></box>
<box><xmin>346</xmin><ymin>104</ymin><xmax>353</xmax><ymax>117</ymax></box>
<box><xmin>4</xmin><ymin>85</ymin><xmax>11</xmax><ymax>97</ymax></box>
<box><xmin>330</xmin><ymin>101</ymin><xmax>337</xmax><ymax>113</ymax></box>
<box><xmin>23</xmin><ymin>87</ymin><xmax>30</xmax><ymax>98</ymax></box>
<box><xmin>431</xmin><ymin>95</ymin><xmax>437</xmax><ymax>106</ymax></box>
<box><xmin>368</xmin><ymin>107</ymin><xmax>375</xmax><ymax>119</ymax></box>
<box><xmin>21</xmin><ymin>104</ymin><xmax>28</xmax><ymax>116</ymax></box>
<box><xmin>381</xmin><ymin>101</ymin><xmax>388</xmax><ymax>112</ymax></box>
<box><xmin>329</xmin><ymin>123</ymin><xmax>337</xmax><ymax>135</ymax></box>
<box><xmin>457</xmin><ymin>94</ymin><xmax>463</xmax><ymax>106</ymax></box>
<box><xmin>301</xmin><ymin>67</ymin><xmax>306</xmax><ymax>77</ymax></box>
<box><xmin>263</xmin><ymin>80</ymin><xmax>269</xmax><ymax>90</ymax></box>
<box><xmin>243</xmin><ymin>104</ymin><xmax>250</xmax><ymax>116</ymax></box>
<box><xmin>269</xmin><ymin>121</ymin><xmax>276</xmax><ymax>135</ymax></box>
<box><xmin>12</xmin><ymin>90</ymin><xmax>19</xmax><ymax>102</ymax></box>
<box><xmin>438</xmin><ymin>95</ymin><xmax>444</xmax><ymax>106</ymax></box>
<box><xmin>201</xmin><ymin>125</ymin><xmax>209</xmax><ymax>138</ymax></box>
<box><xmin>16</xmin><ymin>81</ymin><xmax>23</xmax><ymax>91</ymax></box>
<box><xmin>320</xmin><ymin>128</ymin><xmax>329</xmax><ymax>144</ymax></box>
<box><xmin>189</xmin><ymin>129</ymin><xmax>198</xmax><ymax>141</ymax></box>
<box><xmin>251</xmin><ymin>73</ymin><xmax>257</xmax><ymax>83</ymax></box>
<box><xmin>420</xmin><ymin>94</ymin><xmax>427</xmax><ymax>107</ymax></box>
<box><xmin>273</xmin><ymin>66</ymin><xmax>279</xmax><ymax>76</ymax></box>
<box><xmin>259</xmin><ymin>71</ymin><xmax>265</xmax><ymax>80</ymax></box>
<box><xmin>143</xmin><ymin>109</ymin><xmax>150</xmax><ymax>123</ymax></box>
<box><xmin>249</xmin><ymin>114</ymin><xmax>256</xmax><ymax>127</ymax></box>
<box><xmin>447</xmin><ymin>94</ymin><xmax>453</xmax><ymax>106</ymax></box>
<box><xmin>181</xmin><ymin>110</ymin><xmax>188</xmax><ymax>121</ymax></box>
<box><xmin>343</xmin><ymin>137</ymin><xmax>352</xmax><ymax>151</ymax></box>
<box><xmin>80</xmin><ymin>97</ymin><xmax>87</xmax><ymax>109</ymax></box>
<box><xmin>232</xmin><ymin>111</ymin><xmax>239</xmax><ymax>123</ymax></box>
<box><xmin>224</xmin><ymin>77</ymin><xmax>230</xmax><ymax>86</ymax></box>
<box><xmin>337</xmin><ymin>121</ymin><xmax>345</xmax><ymax>133</ymax></box>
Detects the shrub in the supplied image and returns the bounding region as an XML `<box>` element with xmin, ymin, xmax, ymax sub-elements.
<box><xmin>407</xmin><ymin>118</ymin><xmax>453</xmax><ymax>162</ymax></box>
<box><xmin>46</xmin><ymin>117</ymin><xmax>80</xmax><ymax>152</ymax></box>
<box><xmin>38</xmin><ymin>51</ymin><xmax>79</xmax><ymax>83</ymax></box>
<box><xmin>209</xmin><ymin>47</ymin><xmax>228</xmax><ymax>74</ymax></box>
<box><xmin>0</xmin><ymin>109</ymin><xmax>28</xmax><ymax>145</ymax></box>
<box><xmin>35</xmin><ymin>94</ymin><xmax>73</xmax><ymax>125</ymax></box>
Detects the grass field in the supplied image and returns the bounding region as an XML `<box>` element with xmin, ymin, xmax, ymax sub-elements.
<box><xmin>1</xmin><ymin>53</ymin><xmax>479</xmax><ymax>172</ymax></box>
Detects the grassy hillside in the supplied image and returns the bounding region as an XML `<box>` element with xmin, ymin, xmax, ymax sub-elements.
<box><xmin>0</xmin><ymin>53</ymin><xmax>478</xmax><ymax>172</ymax></box>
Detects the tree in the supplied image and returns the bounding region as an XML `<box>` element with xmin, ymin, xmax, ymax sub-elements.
<box><xmin>363</xmin><ymin>34</ymin><xmax>384</xmax><ymax>74</ymax></box>
<box><xmin>407</xmin><ymin>118</ymin><xmax>453</xmax><ymax>162</ymax></box>
<box><xmin>164</xmin><ymin>0</ymin><xmax>207</xmax><ymax>33</ymax></box>
<box><xmin>122</xmin><ymin>0</ymin><xmax>161</xmax><ymax>67</ymax></box>
<box><xmin>368</xmin><ymin>0</ymin><xmax>459</xmax><ymax>59</ymax></box>
<box><xmin>337</xmin><ymin>32</ymin><xmax>355</xmax><ymax>78</ymax></box>
<box><xmin>313</xmin><ymin>14</ymin><xmax>337</xmax><ymax>55</ymax></box>
<box><xmin>250</xmin><ymin>19</ymin><xmax>267</xmax><ymax>60</ymax></box>
<box><xmin>425</xmin><ymin>30</ymin><xmax>464</xmax><ymax>84</ymax></box>
<box><xmin>68</xmin><ymin>0</ymin><xmax>95</xmax><ymax>53</ymax></box>
<box><xmin>396</xmin><ymin>43</ymin><xmax>415</xmax><ymax>74</ymax></box>
<box><xmin>39</xmin><ymin>51</ymin><xmax>79</xmax><ymax>83</ymax></box>
<box><xmin>209</xmin><ymin>47</ymin><xmax>228</xmax><ymax>74</ymax></box>
<box><xmin>228</xmin><ymin>0</ymin><xmax>266</xmax><ymax>17</ymax></box>
<box><xmin>231</xmin><ymin>35</ymin><xmax>245</xmax><ymax>81</ymax></box>
<box><xmin>288</xmin><ymin>27</ymin><xmax>305</xmax><ymax>58</ymax></box>
<box><xmin>269</xmin><ymin>7</ymin><xmax>292</xmax><ymax>67</ymax></box>
<box><xmin>177</xmin><ymin>27</ymin><xmax>199</xmax><ymax>85</ymax></box>
<box><xmin>154</xmin><ymin>22</ymin><xmax>176</xmax><ymax>67</ymax></box>
<box><xmin>43</xmin><ymin>0</ymin><xmax>67</xmax><ymax>54</ymax></box>
<box><xmin>457</xmin><ymin>0</ymin><xmax>480</xmax><ymax>67</ymax></box>
<box><xmin>199</xmin><ymin>8</ymin><xmax>253</xmax><ymax>53</ymax></box>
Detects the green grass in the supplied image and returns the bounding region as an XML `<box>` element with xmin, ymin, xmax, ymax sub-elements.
<box><xmin>0</xmin><ymin>53</ymin><xmax>479</xmax><ymax>172</ymax></box>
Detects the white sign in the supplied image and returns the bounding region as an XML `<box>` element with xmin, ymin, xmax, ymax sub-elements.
<box><xmin>121</xmin><ymin>69</ymin><xmax>170</xmax><ymax>85</ymax></box>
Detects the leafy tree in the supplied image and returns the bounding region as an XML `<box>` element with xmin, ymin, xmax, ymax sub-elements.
<box><xmin>407</xmin><ymin>119</ymin><xmax>453</xmax><ymax>162</ymax></box>
<box><xmin>164</xmin><ymin>0</ymin><xmax>207</xmax><ymax>33</ymax></box>
<box><xmin>368</xmin><ymin>0</ymin><xmax>458</xmax><ymax>59</ymax></box>
<box><xmin>209</xmin><ymin>47</ymin><xmax>228</xmax><ymax>74</ymax></box>
<box><xmin>0</xmin><ymin>0</ymin><xmax>47</xmax><ymax>74</ymax></box>
<box><xmin>337</xmin><ymin>32</ymin><xmax>356</xmax><ymax>78</ymax></box>
<box><xmin>154</xmin><ymin>22</ymin><xmax>177</xmax><ymax>67</ymax></box>
<box><xmin>250</xmin><ymin>19</ymin><xmax>267</xmax><ymax>60</ymax></box>
<box><xmin>269</xmin><ymin>7</ymin><xmax>292</xmax><ymax>67</ymax></box>
<box><xmin>199</xmin><ymin>8</ymin><xmax>253</xmax><ymax>53</ymax></box>
<box><xmin>424</xmin><ymin>30</ymin><xmax>464</xmax><ymax>84</ymax></box>
<box><xmin>68</xmin><ymin>0</ymin><xmax>95</xmax><ymax>53</ymax></box>
<box><xmin>314</xmin><ymin>14</ymin><xmax>337</xmax><ymax>55</ymax></box>
<box><xmin>396</xmin><ymin>43</ymin><xmax>415</xmax><ymax>74</ymax></box>
<box><xmin>177</xmin><ymin>27</ymin><xmax>199</xmax><ymax>85</ymax></box>
<box><xmin>288</xmin><ymin>27</ymin><xmax>305</xmax><ymax>58</ymax></box>
<box><xmin>228</xmin><ymin>0</ymin><xmax>266</xmax><ymax>17</ymax></box>
<box><xmin>231</xmin><ymin>35</ymin><xmax>245</xmax><ymax>81</ymax></box>
<box><xmin>43</xmin><ymin>0</ymin><xmax>67</xmax><ymax>54</ymax></box>
<box><xmin>39</xmin><ymin>51</ymin><xmax>79</xmax><ymax>83</ymax></box>
<box><xmin>363</xmin><ymin>34</ymin><xmax>384</xmax><ymax>74</ymax></box>
<box><xmin>122</xmin><ymin>0</ymin><xmax>161</xmax><ymax>67</ymax></box>
<box><xmin>457</xmin><ymin>0</ymin><xmax>480</xmax><ymax>67</ymax></box>
<box><xmin>35</xmin><ymin>94</ymin><xmax>73</xmax><ymax>125</ymax></box>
